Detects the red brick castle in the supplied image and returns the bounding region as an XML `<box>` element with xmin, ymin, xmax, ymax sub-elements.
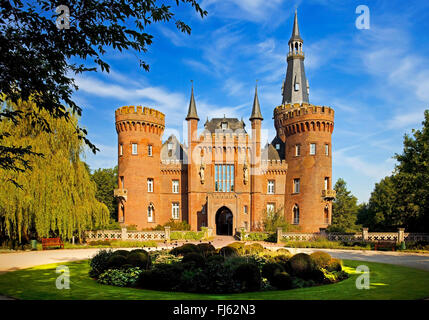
<box><xmin>114</xmin><ymin>12</ymin><xmax>336</xmax><ymax>234</ymax></box>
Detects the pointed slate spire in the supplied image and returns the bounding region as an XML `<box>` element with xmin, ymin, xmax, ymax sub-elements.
<box><xmin>250</xmin><ymin>81</ymin><xmax>263</xmax><ymax>121</ymax></box>
<box><xmin>186</xmin><ymin>81</ymin><xmax>199</xmax><ymax>121</ymax></box>
<box><xmin>289</xmin><ymin>10</ymin><xmax>303</xmax><ymax>42</ymax></box>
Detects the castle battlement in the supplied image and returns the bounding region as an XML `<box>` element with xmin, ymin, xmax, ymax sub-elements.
<box><xmin>274</xmin><ymin>103</ymin><xmax>335</xmax><ymax>120</ymax></box>
<box><xmin>115</xmin><ymin>105</ymin><xmax>165</xmax><ymax>134</ymax></box>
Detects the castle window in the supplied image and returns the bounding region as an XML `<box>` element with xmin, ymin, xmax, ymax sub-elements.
<box><xmin>267</xmin><ymin>203</ymin><xmax>275</xmax><ymax>215</ymax></box>
<box><xmin>147</xmin><ymin>204</ymin><xmax>154</xmax><ymax>222</ymax></box>
<box><xmin>215</xmin><ymin>164</ymin><xmax>234</xmax><ymax>192</ymax></box>
<box><xmin>275</xmin><ymin>143</ymin><xmax>280</xmax><ymax>150</ymax></box>
<box><xmin>132</xmin><ymin>143</ymin><xmax>138</xmax><ymax>155</ymax></box>
<box><xmin>324</xmin><ymin>206</ymin><xmax>330</xmax><ymax>224</ymax></box>
<box><xmin>293</xmin><ymin>178</ymin><xmax>300</xmax><ymax>193</ymax></box>
<box><xmin>120</xmin><ymin>176</ymin><xmax>124</xmax><ymax>189</ymax></box>
<box><xmin>310</xmin><ymin>143</ymin><xmax>316</xmax><ymax>155</ymax></box>
<box><xmin>221</xmin><ymin>122</ymin><xmax>228</xmax><ymax>130</ymax></box>
<box><xmin>324</xmin><ymin>177</ymin><xmax>330</xmax><ymax>190</ymax></box>
<box><xmin>148</xmin><ymin>144</ymin><xmax>153</xmax><ymax>156</ymax></box>
<box><xmin>119</xmin><ymin>144</ymin><xmax>123</xmax><ymax>156</ymax></box>
<box><xmin>293</xmin><ymin>205</ymin><xmax>300</xmax><ymax>224</ymax></box>
<box><xmin>172</xmin><ymin>180</ymin><xmax>179</xmax><ymax>193</ymax></box>
<box><xmin>267</xmin><ymin>180</ymin><xmax>275</xmax><ymax>194</ymax></box>
<box><xmin>295</xmin><ymin>144</ymin><xmax>301</xmax><ymax>156</ymax></box>
<box><xmin>325</xmin><ymin>144</ymin><xmax>329</xmax><ymax>156</ymax></box>
<box><xmin>147</xmin><ymin>178</ymin><xmax>153</xmax><ymax>193</ymax></box>
<box><xmin>172</xmin><ymin>203</ymin><xmax>180</xmax><ymax>220</ymax></box>
<box><xmin>244</xmin><ymin>205</ymin><xmax>248</xmax><ymax>214</ymax></box>
<box><xmin>244</xmin><ymin>221</ymin><xmax>249</xmax><ymax>231</ymax></box>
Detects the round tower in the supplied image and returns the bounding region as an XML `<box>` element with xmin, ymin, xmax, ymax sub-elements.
<box><xmin>274</xmin><ymin>103</ymin><xmax>335</xmax><ymax>232</ymax></box>
<box><xmin>115</xmin><ymin>105</ymin><xmax>165</xmax><ymax>229</ymax></box>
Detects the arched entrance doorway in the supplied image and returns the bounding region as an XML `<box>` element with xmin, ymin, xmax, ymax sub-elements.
<box><xmin>215</xmin><ymin>206</ymin><xmax>233</xmax><ymax>235</ymax></box>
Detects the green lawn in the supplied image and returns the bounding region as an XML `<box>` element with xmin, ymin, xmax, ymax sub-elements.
<box><xmin>0</xmin><ymin>259</ymin><xmax>428</xmax><ymax>300</ymax></box>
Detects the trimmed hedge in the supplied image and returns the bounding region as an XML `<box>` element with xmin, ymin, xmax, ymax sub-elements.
<box><xmin>233</xmin><ymin>263</ymin><xmax>262</xmax><ymax>292</ymax></box>
<box><xmin>285</xmin><ymin>253</ymin><xmax>316</xmax><ymax>280</ymax></box>
<box><xmin>261</xmin><ymin>262</ymin><xmax>285</xmax><ymax>281</ymax></box>
<box><xmin>218</xmin><ymin>246</ymin><xmax>239</xmax><ymax>257</ymax></box>
<box><xmin>310</xmin><ymin>251</ymin><xmax>332</xmax><ymax>268</ymax></box>
<box><xmin>170</xmin><ymin>243</ymin><xmax>200</xmax><ymax>256</ymax></box>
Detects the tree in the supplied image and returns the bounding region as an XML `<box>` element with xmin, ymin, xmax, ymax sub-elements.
<box><xmin>328</xmin><ymin>178</ymin><xmax>360</xmax><ymax>233</ymax></box>
<box><xmin>392</xmin><ymin>110</ymin><xmax>429</xmax><ymax>232</ymax></box>
<box><xmin>91</xmin><ymin>166</ymin><xmax>118</xmax><ymax>221</ymax></box>
<box><xmin>357</xmin><ymin>176</ymin><xmax>398</xmax><ymax>231</ymax></box>
<box><xmin>0</xmin><ymin>0</ymin><xmax>207</xmax><ymax>180</ymax></box>
<box><xmin>262</xmin><ymin>206</ymin><xmax>298</xmax><ymax>232</ymax></box>
<box><xmin>0</xmin><ymin>98</ymin><xmax>109</xmax><ymax>245</ymax></box>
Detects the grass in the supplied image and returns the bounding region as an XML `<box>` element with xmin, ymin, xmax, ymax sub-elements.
<box><xmin>1</xmin><ymin>259</ymin><xmax>429</xmax><ymax>300</ymax></box>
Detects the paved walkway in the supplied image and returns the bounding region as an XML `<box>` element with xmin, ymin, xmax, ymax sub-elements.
<box><xmin>1</xmin><ymin>237</ymin><xmax>429</xmax><ymax>274</ymax></box>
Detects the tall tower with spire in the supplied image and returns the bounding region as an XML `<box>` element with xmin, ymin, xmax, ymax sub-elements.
<box><xmin>274</xmin><ymin>11</ymin><xmax>336</xmax><ymax>232</ymax></box>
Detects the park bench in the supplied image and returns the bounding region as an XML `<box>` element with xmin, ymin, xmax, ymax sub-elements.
<box><xmin>374</xmin><ymin>241</ymin><xmax>396</xmax><ymax>251</ymax></box>
<box><xmin>41</xmin><ymin>237</ymin><xmax>64</xmax><ymax>250</ymax></box>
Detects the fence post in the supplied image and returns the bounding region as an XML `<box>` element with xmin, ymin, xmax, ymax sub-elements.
<box><xmin>121</xmin><ymin>227</ymin><xmax>127</xmax><ymax>241</ymax></box>
<box><xmin>362</xmin><ymin>228</ymin><xmax>368</xmax><ymax>242</ymax></box>
<box><xmin>277</xmin><ymin>227</ymin><xmax>283</xmax><ymax>244</ymax></box>
<box><xmin>398</xmin><ymin>228</ymin><xmax>405</xmax><ymax>244</ymax></box>
<box><xmin>164</xmin><ymin>226</ymin><xmax>171</xmax><ymax>243</ymax></box>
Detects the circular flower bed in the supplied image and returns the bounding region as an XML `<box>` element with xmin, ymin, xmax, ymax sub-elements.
<box><xmin>89</xmin><ymin>243</ymin><xmax>349</xmax><ymax>293</ymax></box>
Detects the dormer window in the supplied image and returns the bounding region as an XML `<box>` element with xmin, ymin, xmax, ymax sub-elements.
<box><xmin>275</xmin><ymin>144</ymin><xmax>280</xmax><ymax>150</ymax></box>
<box><xmin>294</xmin><ymin>83</ymin><xmax>300</xmax><ymax>91</ymax></box>
<box><xmin>167</xmin><ymin>143</ymin><xmax>173</xmax><ymax>151</ymax></box>
<box><xmin>221</xmin><ymin>122</ymin><xmax>228</xmax><ymax>130</ymax></box>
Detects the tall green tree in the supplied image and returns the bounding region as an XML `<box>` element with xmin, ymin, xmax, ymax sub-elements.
<box><xmin>328</xmin><ymin>178</ymin><xmax>360</xmax><ymax>233</ymax></box>
<box><xmin>91</xmin><ymin>166</ymin><xmax>118</xmax><ymax>221</ymax></box>
<box><xmin>0</xmin><ymin>0</ymin><xmax>207</xmax><ymax>181</ymax></box>
<box><xmin>0</xmin><ymin>98</ymin><xmax>109</xmax><ymax>243</ymax></box>
<box><xmin>392</xmin><ymin>110</ymin><xmax>429</xmax><ymax>232</ymax></box>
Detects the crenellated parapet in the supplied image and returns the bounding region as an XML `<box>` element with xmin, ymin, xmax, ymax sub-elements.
<box><xmin>115</xmin><ymin>106</ymin><xmax>165</xmax><ymax>135</ymax></box>
<box><xmin>261</xmin><ymin>159</ymin><xmax>288</xmax><ymax>174</ymax></box>
<box><xmin>273</xmin><ymin>103</ymin><xmax>334</xmax><ymax>138</ymax></box>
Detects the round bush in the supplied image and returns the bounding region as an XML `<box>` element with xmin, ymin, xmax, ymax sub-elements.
<box><xmin>227</xmin><ymin>242</ymin><xmax>245</xmax><ymax>255</ymax></box>
<box><xmin>113</xmin><ymin>250</ymin><xmax>130</xmax><ymax>257</ymax></box>
<box><xmin>276</xmin><ymin>248</ymin><xmax>291</xmax><ymax>255</ymax></box>
<box><xmin>270</xmin><ymin>271</ymin><xmax>293</xmax><ymax>289</ymax></box>
<box><xmin>197</xmin><ymin>243</ymin><xmax>216</xmax><ymax>257</ymax></box>
<box><xmin>127</xmin><ymin>252</ymin><xmax>151</xmax><ymax>269</ymax></box>
<box><xmin>273</xmin><ymin>254</ymin><xmax>290</xmax><ymax>269</ymax></box>
<box><xmin>261</xmin><ymin>262</ymin><xmax>285</xmax><ymax>281</ymax></box>
<box><xmin>130</xmin><ymin>248</ymin><xmax>148</xmax><ymax>255</ymax></box>
<box><xmin>218</xmin><ymin>246</ymin><xmax>239</xmax><ymax>257</ymax></box>
<box><xmin>233</xmin><ymin>263</ymin><xmax>262</xmax><ymax>292</ymax></box>
<box><xmin>170</xmin><ymin>243</ymin><xmax>200</xmax><ymax>256</ymax></box>
<box><xmin>107</xmin><ymin>254</ymin><xmax>128</xmax><ymax>269</ymax></box>
<box><xmin>89</xmin><ymin>249</ymin><xmax>115</xmax><ymax>278</ymax></box>
<box><xmin>326</xmin><ymin>258</ymin><xmax>342</xmax><ymax>272</ymax></box>
<box><xmin>181</xmin><ymin>253</ymin><xmax>206</xmax><ymax>268</ymax></box>
<box><xmin>310</xmin><ymin>251</ymin><xmax>332</xmax><ymax>268</ymax></box>
<box><xmin>207</xmin><ymin>254</ymin><xmax>225</xmax><ymax>264</ymax></box>
<box><xmin>137</xmin><ymin>264</ymin><xmax>184</xmax><ymax>290</ymax></box>
<box><xmin>244</xmin><ymin>243</ymin><xmax>265</xmax><ymax>255</ymax></box>
<box><xmin>286</xmin><ymin>253</ymin><xmax>317</xmax><ymax>279</ymax></box>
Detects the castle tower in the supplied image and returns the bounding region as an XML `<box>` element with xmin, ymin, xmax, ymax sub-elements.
<box><xmin>186</xmin><ymin>83</ymin><xmax>202</xmax><ymax>231</ymax></box>
<box><xmin>249</xmin><ymin>83</ymin><xmax>263</xmax><ymax>229</ymax></box>
<box><xmin>114</xmin><ymin>106</ymin><xmax>165</xmax><ymax>228</ymax></box>
<box><xmin>274</xmin><ymin>11</ymin><xmax>336</xmax><ymax>232</ymax></box>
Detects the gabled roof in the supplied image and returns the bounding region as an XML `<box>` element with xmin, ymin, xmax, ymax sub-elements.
<box><xmin>203</xmin><ymin>117</ymin><xmax>246</xmax><ymax>134</ymax></box>
<box><xmin>161</xmin><ymin>134</ymin><xmax>187</xmax><ymax>161</ymax></box>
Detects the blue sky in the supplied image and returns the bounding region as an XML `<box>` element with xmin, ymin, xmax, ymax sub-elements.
<box><xmin>75</xmin><ymin>0</ymin><xmax>429</xmax><ymax>203</ymax></box>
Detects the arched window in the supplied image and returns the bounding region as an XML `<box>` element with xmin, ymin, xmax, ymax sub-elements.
<box><xmin>293</xmin><ymin>205</ymin><xmax>300</xmax><ymax>224</ymax></box>
<box><xmin>324</xmin><ymin>206</ymin><xmax>330</xmax><ymax>224</ymax></box>
<box><xmin>147</xmin><ymin>203</ymin><xmax>154</xmax><ymax>222</ymax></box>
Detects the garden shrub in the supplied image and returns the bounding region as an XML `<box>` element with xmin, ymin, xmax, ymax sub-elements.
<box><xmin>113</xmin><ymin>249</ymin><xmax>130</xmax><ymax>257</ymax></box>
<box><xmin>181</xmin><ymin>253</ymin><xmax>206</xmax><ymax>268</ymax></box>
<box><xmin>170</xmin><ymin>243</ymin><xmax>200</xmax><ymax>256</ymax></box>
<box><xmin>233</xmin><ymin>263</ymin><xmax>262</xmax><ymax>292</ymax></box>
<box><xmin>89</xmin><ymin>249</ymin><xmax>114</xmax><ymax>278</ymax></box>
<box><xmin>310</xmin><ymin>251</ymin><xmax>332</xmax><ymax>268</ymax></box>
<box><xmin>137</xmin><ymin>263</ymin><xmax>184</xmax><ymax>290</ymax></box>
<box><xmin>97</xmin><ymin>267</ymin><xmax>143</xmax><ymax>287</ymax></box>
<box><xmin>207</xmin><ymin>254</ymin><xmax>225</xmax><ymax>264</ymax></box>
<box><xmin>286</xmin><ymin>253</ymin><xmax>317</xmax><ymax>279</ymax></box>
<box><xmin>198</xmin><ymin>259</ymin><xmax>239</xmax><ymax>293</ymax></box>
<box><xmin>107</xmin><ymin>254</ymin><xmax>128</xmax><ymax>269</ymax></box>
<box><xmin>197</xmin><ymin>243</ymin><xmax>216</xmax><ymax>257</ymax></box>
<box><xmin>326</xmin><ymin>258</ymin><xmax>342</xmax><ymax>272</ymax></box>
<box><xmin>273</xmin><ymin>254</ymin><xmax>290</xmax><ymax>269</ymax></box>
<box><xmin>153</xmin><ymin>253</ymin><xmax>182</xmax><ymax>265</ymax></box>
<box><xmin>261</xmin><ymin>262</ymin><xmax>285</xmax><ymax>281</ymax></box>
<box><xmin>276</xmin><ymin>248</ymin><xmax>290</xmax><ymax>255</ymax></box>
<box><xmin>127</xmin><ymin>251</ymin><xmax>151</xmax><ymax>269</ymax></box>
<box><xmin>130</xmin><ymin>248</ymin><xmax>149</xmax><ymax>255</ymax></box>
<box><xmin>244</xmin><ymin>243</ymin><xmax>265</xmax><ymax>255</ymax></box>
<box><xmin>170</xmin><ymin>231</ymin><xmax>204</xmax><ymax>241</ymax></box>
<box><xmin>227</xmin><ymin>242</ymin><xmax>245</xmax><ymax>255</ymax></box>
<box><xmin>270</xmin><ymin>271</ymin><xmax>292</xmax><ymax>289</ymax></box>
<box><xmin>218</xmin><ymin>246</ymin><xmax>239</xmax><ymax>257</ymax></box>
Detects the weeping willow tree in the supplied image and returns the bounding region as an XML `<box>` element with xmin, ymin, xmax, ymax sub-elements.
<box><xmin>0</xmin><ymin>98</ymin><xmax>109</xmax><ymax>243</ymax></box>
